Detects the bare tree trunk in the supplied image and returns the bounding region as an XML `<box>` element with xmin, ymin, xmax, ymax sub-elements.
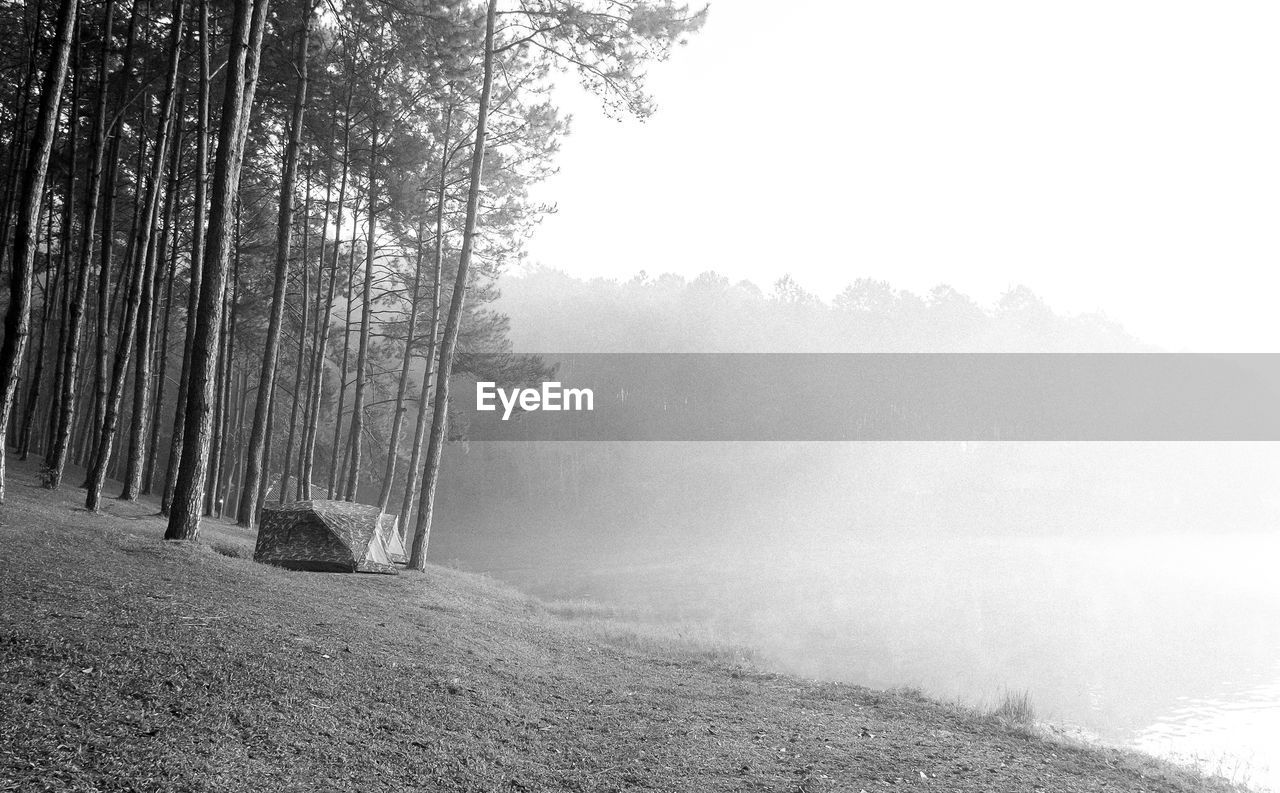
<box><xmin>208</xmin><ymin>211</ymin><xmax>241</xmax><ymax>516</ymax></box>
<box><xmin>328</xmin><ymin>202</ymin><xmax>360</xmax><ymax>497</ymax></box>
<box><xmin>398</xmin><ymin>105</ymin><xmax>450</xmax><ymax>534</ymax></box>
<box><xmin>162</xmin><ymin>0</ymin><xmax>210</xmax><ymax>515</ymax></box>
<box><xmin>217</xmin><ymin>209</ymin><xmax>243</xmax><ymax>514</ymax></box>
<box><xmin>344</xmin><ymin>92</ymin><xmax>380</xmax><ymax>502</ymax></box>
<box><xmin>280</xmin><ymin>160</ymin><xmax>312</xmax><ymax>501</ymax></box>
<box><xmin>281</xmin><ymin>162</ymin><xmax>323</xmax><ymax>502</ymax></box>
<box><xmin>43</xmin><ymin>41</ymin><xmax>81</xmax><ymax>463</ymax></box>
<box><xmin>0</xmin><ymin>0</ymin><xmax>44</xmax><ymax>280</ymax></box>
<box><xmin>18</xmin><ymin>214</ymin><xmax>60</xmax><ymax>458</ymax></box>
<box><xmin>143</xmin><ymin>74</ymin><xmax>187</xmax><ymax>495</ymax></box>
<box><xmin>238</xmin><ymin>6</ymin><xmax>311</xmax><ymax>525</ymax></box>
<box><xmin>256</xmin><ymin>371</ymin><xmax>277</xmax><ymax>506</ymax></box>
<box><xmin>224</xmin><ymin>367</ymin><xmax>248</xmax><ymax>512</ymax></box>
<box><xmin>121</xmin><ymin>56</ymin><xmax>186</xmax><ymax>499</ymax></box>
<box><xmin>22</xmin><ymin>46</ymin><xmax>79</xmax><ymax>461</ymax></box>
<box><xmin>406</xmin><ymin>0</ymin><xmax>497</xmax><ymax>569</ymax></box>
<box><xmin>144</xmin><ymin>214</ymin><xmax>179</xmax><ymax>494</ymax></box>
<box><xmin>107</xmin><ymin>78</ymin><xmax>153</xmax><ymax>486</ymax></box>
<box><xmin>118</xmin><ymin>191</ymin><xmax>163</xmax><ymax>498</ymax></box>
<box><xmin>298</xmin><ymin>99</ymin><xmax>351</xmax><ymax>500</ymax></box>
<box><xmin>0</xmin><ymin>0</ymin><xmax>78</xmax><ymax>503</ymax></box>
<box><xmin>84</xmin><ymin>0</ymin><xmax>142</xmax><ymax>482</ymax></box>
<box><xmin>377</xmin><ymin>217</ymin><xmax>424</xmax><ymax>513</ymax></box>
<box><xmin>15</xmin><ymin>203</ymin><xmax>54</xmax><ymax>454</ymax></box>
<box><xmin>166</xmin><ymin>0</ymin><xmax>270</xmax><ymax>541</ymax></box>
<box><xmin>44</xmin><ymin>221</ymin><xmax>74</xmax><ymax>458</ymax></box>
<box><xmin>86</xmin><ymin>0</ymin><xmax>185</xmax><ymax>511</ymax></box>
<box><xmin>205</xmin><ymin>290</ymin><xmax>229</xmax><ymax>514</ymax></box>
<box><xmin>299</xmin><ymin>118</ymin><xmax>350</xmax><ymax>496</ymax></box>
<box><xmin>70</xmin><ymin>328</ymin><xmax>96</xmax><ymax>466</ymax></box>
<box><xmin>100</xmin><ymin>81</ymin><xmax>151</xmax><ymax>486</ymax></box>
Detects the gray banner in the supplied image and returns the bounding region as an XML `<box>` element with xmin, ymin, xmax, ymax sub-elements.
<box><xmin>454</xmin><ymin>354</ymin><xmax>1280</xmax><ymax>441</ymax></box>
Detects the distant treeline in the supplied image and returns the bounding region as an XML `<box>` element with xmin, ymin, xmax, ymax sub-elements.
<box><xmin>496</xmin><ymin>268</ymin><xmax>1149</xmax><ymax>353</ymax></box>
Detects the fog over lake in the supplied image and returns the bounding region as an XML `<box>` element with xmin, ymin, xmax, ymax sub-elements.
<box><xmin>431</xmin><ymin>440</ymin><xmax>1280</xmax><ymax>790</ymax></box>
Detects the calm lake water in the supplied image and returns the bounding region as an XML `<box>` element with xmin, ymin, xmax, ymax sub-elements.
<box><xmin>491</xmin><ymin>532</ymin><xmax>1280</xmax><ymax>790</ymax></box>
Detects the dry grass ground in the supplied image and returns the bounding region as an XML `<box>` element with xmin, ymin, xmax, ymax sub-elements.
<box><xmin>0</xmin><ymin>458</ymin><xmax>1247</xmax><ymax>792</ymax></box>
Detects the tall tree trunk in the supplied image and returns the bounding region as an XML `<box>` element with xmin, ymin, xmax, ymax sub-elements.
<box><xmin>281</xmin><ymin>163</ymin><xmax>323</xmax><ymax>502</ymax></box>
<box><xmin>166</xmin><ymin>0</ymin><xmax>269</xmax><ymax>540</ymax></box>
<box><xmin>85</xmin><ymin>0</ymin><xmax>142</xmax><ymax>481</ymax></box>
<box><xmin>70</xmin><ymin>315</ymin><xmax>97</xmax><ymax>465</ymax></box>
<box><xmin>23</xmin><ymin>43</ymin><xmax>79</xmax><ymax>461</ymax></box>
<box><xmin>0</xmin><ymin>0</ymin><xmax>44</xmax><ymax>280</ymax></box>
<box><xmin>258</xmin><ymin>67</ymin><xmax>311</xmax><ymax>513</ymax></box>
<box><xmin>46</xmin><ymin>240</ymin><xmax>76</xmax><ymax>453</ymax></box>
<box><xmin>86</xmin><ymin>0</ymin><xmax>185</xmax><ymax>510</ymax></box>
<box><xmin>144</xmin><ymin>215</ymin><xmax>179</xmax><ymax>494</ymax></box>
<box><xmin>108</xmin><ymin>64</ymin><xmax>153</xmax><ymax>481</ymax></box>
<box><xmin>208</xmin><ymin>0</ymin><xmax>267</xmax><ymax>513</ymax></box>
<box><xmin>43</xmin><ymin>39</ymin><xmax>81</xmax><ymax>463</ymax></box>
<box><xmin>99</xmin><ymin>81</ymin><xmax>149</xmax><ymax>486</ymax></box>
<box><xmin>282</xmin><ymin>172</ymin><xmax>313</xmax><ymax>502</ymax></box>
<box><xmin>406</xmin><ymin>0</ymin><xmax>497</xmax><ymax>569</ymax></box>
<box><xmin>299</xmin><ymin>102</ymin><xmax>351</xmax><ymax>500</ymax></box>
<box><xmin>344</xmin><ymin>92</ymin><xmax>380</xmax><ymax>502</ymax></box>
<box><xmin>216</xmin><ymin>214</ymin><xmax>243</xmax><ymax>514</ymax></box>
<box><xmin>118</xmin><ymin>195</ymin><xmax>162</xmax><ymax>498</ymax></box>
<box><xmin>301</xmin><ymin>166</ymin><xmax>328</xmax><ymax>493</ymax></box>
<box><xmin>256</xmin><ymin>371</ymin><xmax>277</xmax><ymax>507</ymax></box>
<box><xmin>162</xmin><ymin>0</ymin><xmax>210</xmax><ymax>514</ymax></box>
<box><xmin>18</xmin><ymin>213</ymin><xmax>60</xmax><ymax>458</ymax></box>
<box><xmin>328</xmin><ymin>201</ymin><xmax>359</xmax><ymax>497</ymax></box>
<box><xmin>14</xmin><ymin>202</ymin><xmax>54</xmax><ymax>453</ymax></box>
<box><xmin>207</xmin><ymin>211</ymin><xmax>238</xmax><ymax>516</ymax></box>
<box><xmin>205</xmin><ymin>287</ymin><xmax>229</xmax><ymax>514</ymax></box>
<box><xmin>398</xmin><ymin>105</ymin><xmax>451</xmax><ymax>533</ymax></box>
<box><xmin>238</xmin><ymin>7</ymin><xmax>311</xmax><ymax>525</ymax></box>
<box><xmin>121</xmin><ymin>65</ymin><xmax>185</xmax><ymax>499</ymax></box>
<box><xmin>377</xmin><ymin>217</ymin><xmax>424</xmax><ymax>514</ymax></box>
<box><xmin>143</xmin><ymin>75</ymin><xmax>187</xmax><ymax>495</ymax></box>
<box><xmin>48</xmin><ymin>0</ymin><xmax>113</xmax><ymax>487</ymax></box>
<box><xmin>223</xmin><ymin>367</ymin><xmax>248</xmax><ymax>513</ymax></box>
<box><xmin>70</xmin><ymin>327</ymin><xmax>96</xmax><ymax>465</ymax></box>
<box><xmin>0</xmin><ymin>0</ymin><xmax>78</xmax><ymax>503</ymax></box>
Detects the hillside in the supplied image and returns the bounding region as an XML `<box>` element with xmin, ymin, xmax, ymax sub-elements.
<box><xmin>0</xmin><ymin>458</ymin><xmax>1239</xmax><ymax>793</ymax></box>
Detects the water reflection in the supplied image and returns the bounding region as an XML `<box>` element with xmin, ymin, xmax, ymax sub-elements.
<box><xmin>1136</xmin><ymin>674</ymin><xmax>1280</xmax><ymax>791</ymax></box>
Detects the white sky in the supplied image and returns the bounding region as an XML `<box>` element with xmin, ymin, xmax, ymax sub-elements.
<box><xmin>523</xmin><ymin>1</ymin><xmax>1280</xmax><ymax>352</ymax></box>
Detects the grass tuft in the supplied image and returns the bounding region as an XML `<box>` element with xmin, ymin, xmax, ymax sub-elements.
<box><xmin>893</xmin><ymin>685</ymin><xmax>926</xmax><ymax>702</ymax></box>
<box><xmin>989</xmin><ymin>687</ymin><xmax>1036</xmax><ymax>726</ymax></box>
<box><xmin>208</xmin><ymin>541</ymin><xmax>249</xmax><ymax>559</ymax></box>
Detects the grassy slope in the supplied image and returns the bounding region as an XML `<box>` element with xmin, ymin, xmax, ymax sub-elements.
<box><xmin>0</xmin><ymin>459</ymin><xmax>1239</xmax><ymax>793</ymax></box>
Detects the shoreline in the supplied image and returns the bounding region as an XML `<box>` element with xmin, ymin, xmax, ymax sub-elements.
<box><xmin>0</xmin><ymin>457</ymin><xmax>1254</xmax><ymax>792</ymax></box>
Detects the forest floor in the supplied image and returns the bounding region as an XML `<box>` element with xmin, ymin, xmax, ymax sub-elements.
<box><xmin>0</xmin><ymin>456</ymin><xmax>1248</xmax><ymax>792</ymax></box>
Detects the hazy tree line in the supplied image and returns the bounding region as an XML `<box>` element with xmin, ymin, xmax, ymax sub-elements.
<box><xmin>428</xmin><ymin>276</ymin><xmax>1160</xmax><ymax>576</ymax></box>
<box><xmin>498</xmin><ymin>268</ymin><xmax>1148</xmax><ymax>353</ymax></box>
<box><xmin>0</xmin><ymin>0</ymin><xmax>705</xmax><ymax>568</ymax></box>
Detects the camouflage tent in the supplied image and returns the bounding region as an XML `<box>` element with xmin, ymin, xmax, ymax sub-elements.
<box><xmin>254</xmin><ymin>500</ymin><xmax>401</xmax><ymax>574</ymax></box>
